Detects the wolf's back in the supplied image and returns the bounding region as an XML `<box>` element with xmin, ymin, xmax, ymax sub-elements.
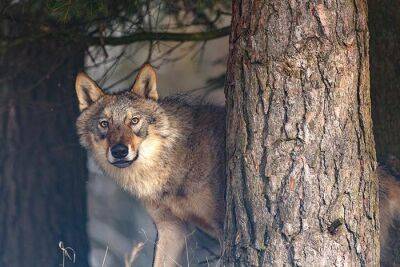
<box><xmin>379</xmin><ymin>156</ymin><xmax>400</xmax><ymax>266</ymax></box>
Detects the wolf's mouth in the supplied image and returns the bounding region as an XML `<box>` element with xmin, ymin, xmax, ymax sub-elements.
<box><xmin>110</xmin><ymin>153</ymin><xmax>138</xmax><ymax>168</ymax></box>
<box><xmin>111</xmin><ymin>160</ymin><xmax>133</xmax><ymax>168</ymax></box>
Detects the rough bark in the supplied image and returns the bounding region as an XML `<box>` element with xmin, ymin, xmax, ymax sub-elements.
<box><xmin>224</xmin><ymin>0</ymin><xmax>378</xmax><ymax>266</ymax></box>
<box><xmin>0</xmin><ymin>36</ymin><xmax>89</xmax><ymax>266</ymax></box>
<box><xmin>368</xmin><ymin>0</ymin><xmax>400</xmax><ymax>160</ymax></box>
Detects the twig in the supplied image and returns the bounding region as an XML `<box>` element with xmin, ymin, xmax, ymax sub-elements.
<box><xmin>124</xmin><ymin>242</ymin><xmax>145</xmax><ymax>267</ymax></box>
<box><xmin>185</xmin><ymin>236</ymin><xmax>190</xmax><ymax>267</ymax></box>
<box><xmin>58</xmin><ymin>241</ymin><xmax>76</xmax><ymax>267</ymax></box>
<box><xmin>101</xmin><ymin>246</ymin><xmax>109</xmax><ymax>267</ymax></box>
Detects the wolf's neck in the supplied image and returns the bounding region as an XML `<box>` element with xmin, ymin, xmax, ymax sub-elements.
<box><xmin>159</xmin><ymin>99</ymin><xmax>194</xmax><ymax>138</ymax></box>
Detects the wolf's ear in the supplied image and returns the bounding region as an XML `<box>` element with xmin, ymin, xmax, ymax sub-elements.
<box><xmin>131</xmin><ymin>64</ymin><xmax>158</xmax><ymax>101</ymax></box>
<box><xmin>75</xmin><ymin>72</ymin><xmax>104</xmax><ymax>111</ymax></box>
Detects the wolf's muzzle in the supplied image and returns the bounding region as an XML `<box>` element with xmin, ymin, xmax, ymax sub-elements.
<box><xmin>108</xmin><ymin>144</ymin><xmax>137</xmax><ymax>168</ymax></box>
<box><xmin>111</xmin><ymin>144</ymin><xmax>129</xmax><ymax>159</ymax></box>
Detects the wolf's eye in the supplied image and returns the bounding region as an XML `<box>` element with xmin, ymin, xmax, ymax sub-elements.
<box><xmin>131</xmin><ymin>117</ymin><xmax>140</xmax><ymax>125</ymax></box>
<box><xmin>99</xmin><ymin>120</ymin><xmax>109</xmax><ymax>128</ymax></box>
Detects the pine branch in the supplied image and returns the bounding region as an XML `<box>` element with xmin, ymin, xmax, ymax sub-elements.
<box><xmin>88</xmin><ymin>26</ymin><xmax>230</xmax><ymax>46</ymax></box>
<box><xmin>0</xmin><ymin>26</ymin><xmax>231</xmax><ymax>55</ymax></box>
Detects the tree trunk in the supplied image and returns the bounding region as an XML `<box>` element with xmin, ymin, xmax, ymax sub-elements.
<box><xmin>224</xmin><ymin>0</ymin><xmax>378</xmax><ymax>266</ymax></box>
<box><xmin>0</xmin><ymin>38</ymin><xmax>89</xmax><ymax>266</ymax></box>
<box><xmin>368</xmin><ymin>0</ymin><xmax>400</xmax><ymax>161</ymax></box>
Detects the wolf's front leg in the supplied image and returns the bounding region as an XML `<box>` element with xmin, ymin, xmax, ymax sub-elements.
<box><xmin>154</xmin><ymin>219</ymin><xmax>188</xmax><ymax>267</ymax></box>
<box><xmin>147</xmin><ymin>205</ymin><xmax>188</xmax><ymax>267</ymax></box>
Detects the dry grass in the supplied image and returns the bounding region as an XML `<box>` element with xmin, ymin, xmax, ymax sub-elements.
<box><xmin>58</xmin><ymin>241</ymin><xmax>76</xmax><ymax>267</ymax></box>
<box><xmin>124</xmin><ymin>242</ymin><xmax>145</xmax><ymax>267</ymax></box>
<box><xmin>58</xmin><ymin>228</ymin><xmax>221</xmax><ymax>266</ymax></box>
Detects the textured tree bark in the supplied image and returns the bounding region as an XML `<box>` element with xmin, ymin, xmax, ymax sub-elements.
<box><xmin>0</xmin><ymin>39</ymin><xmax>89</xmax><ymax>266</ymax></box>
<box><xmin>368</xmin><ymin>0</ymin><xmax>400</xmax><ymax>160</ymax></box>
<box><xmin>224</xmin><ymin>0</ymin><xmax>378</xmax><ymax>266</ymax></box>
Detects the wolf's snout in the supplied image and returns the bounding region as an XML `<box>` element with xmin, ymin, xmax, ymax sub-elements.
<box><xmin>108</xmin><ymin>143</ymin><xmax>136</xmax><ymax>168</ymax></box>
<box><xmin>111</xmin><ymin>144</ymin><xmax>129</xmax><ymax>159</ymax></box>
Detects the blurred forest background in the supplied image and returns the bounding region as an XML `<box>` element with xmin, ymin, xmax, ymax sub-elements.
<box><xmin>0</xmin><ymin>1</ymin><xmax>229</xmax><ymax>266</ymax></box>
<box><xmin>0</xmin><ymin>0</ymin><xmax>399</xmax><ymax>266</ymax></box>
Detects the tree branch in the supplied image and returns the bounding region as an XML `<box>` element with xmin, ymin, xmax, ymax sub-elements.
<box><xmin>88</xmin><ymin>26</ymin><xmax>230</xmax><ymax>46</ymax></box>
<box><xmin>0</xmin><ymin>26</ymin><xmax>231</xmax><ymax>54</ymax></box>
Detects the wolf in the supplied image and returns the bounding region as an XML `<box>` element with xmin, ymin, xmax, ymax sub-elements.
<box><xmin>75</xmin><ymin>64</ymin><xmax>400</xmax><ymax>266</ymax></box>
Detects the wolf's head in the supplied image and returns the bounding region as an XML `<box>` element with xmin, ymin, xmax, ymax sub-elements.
<box><xmin>75</xmin><ymin>65</ymin><xmax>169</xmax><ymax>173</ymax></box>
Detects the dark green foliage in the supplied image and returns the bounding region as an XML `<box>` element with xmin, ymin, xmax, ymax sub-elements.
<box><xmin>0</xmin><ymin>0</ymin><xmax>231</xmax><ymax>54</ymax></box>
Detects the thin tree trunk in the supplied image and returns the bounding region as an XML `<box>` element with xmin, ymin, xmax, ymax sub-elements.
<box><xmin>368</xmin><ymin>0</ymin><xmax>400</xmax><ymax>160</ymax></box>
<box><xmin>224</xmin><ymin>0</ymin><xmax>378</xmax><ymax>265</ymax></box>
<box><xmin>0</xmin><ymin>38</ymin><xmax>89</xmax><ymax>266</ymax></box>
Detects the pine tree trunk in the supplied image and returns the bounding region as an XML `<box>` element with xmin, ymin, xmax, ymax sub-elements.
<box><xmin>368</xmin><ymin>0</ymin><xmax>400</xmax><ymax>160</ymax></box>
<box><xmin>0</xmin><ymin>39</ymin><xmax>89</xmax><ymax>266</ymax></box>
<box><xmin>224</xmin><ymin>0</ymin><xmax>378</xmax><ymax>265</ymax></box>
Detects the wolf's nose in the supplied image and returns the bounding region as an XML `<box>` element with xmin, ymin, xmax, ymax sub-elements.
<box><xmin>111</xmin><ymin>144</ymin><xmax>129</xmax><ymax>159</ymax></box>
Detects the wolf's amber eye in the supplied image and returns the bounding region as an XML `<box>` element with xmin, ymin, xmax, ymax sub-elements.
<box><xmin>99</xmin><ymin>120</ymin><xmax>109</xmax><ymax>128</ymax></box>
<box><xmin>131</xmin><ymin>117</ymin><xmax>140</xmax><ymax>125</ymax></box>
